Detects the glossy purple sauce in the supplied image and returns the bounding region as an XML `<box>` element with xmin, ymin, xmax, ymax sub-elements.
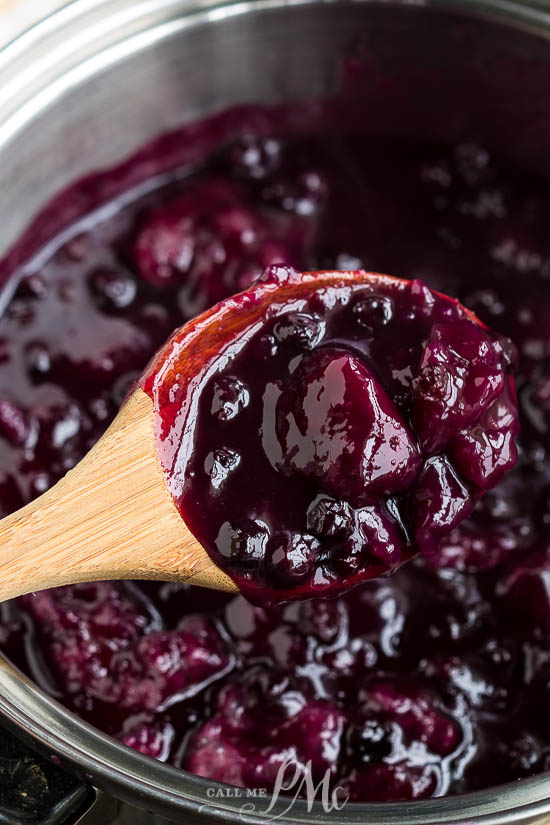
<box><xmin>143</xmin><ymin>267</ymin><xmax>517</xmax><ymax>602</ymax></box>
<box><xmin>0</xmin><ymin>115</ymin><xmax>548</xmax><ymax>800</ymax></box>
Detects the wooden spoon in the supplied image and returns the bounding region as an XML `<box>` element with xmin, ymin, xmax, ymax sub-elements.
<box><xmin>0</xmin><ymin>388</ymin><xmax>237</xmax><ymax>601</ymax></box>
<box><xmin>0</xmin><ymin>269</ymin><xmax>484</xmax><ymax>602</ymax></box>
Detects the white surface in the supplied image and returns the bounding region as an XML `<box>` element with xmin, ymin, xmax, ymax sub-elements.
<box><xmin>0</xmin><ymin>0</ymin><xmax>64</xmax><ymax>47</ymax></box>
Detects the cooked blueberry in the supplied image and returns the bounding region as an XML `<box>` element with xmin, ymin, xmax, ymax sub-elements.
<box><xmin>212</xmin><ymin>207</ymin><xmax>258</xmax><ymax>254</ymax></box>
<box><xmin>330</xmin><ymin>504</ymin><xmax>404</xmax><ymax>575</ymax></box>
<box><xmin>88</xmin><ymin>396</ymin><xmax>110</xmax><ymax>424</ymax></box>
<box><xmin>493</xmin><ymin>733</ymin><xmax>541</xmax><ymax>774</ymax></box>
<box><xmin>276</xmin><ymin>350</ymin><xmax>420</xmax><ymax>506</ymax></box>
<box><xmin>89</xmin><ymin>267</ymin><xmax>137</xmax><ymax>309</ymax></box>
<box><xmin>222</xmin><ymin>135</ymin><xmax>281</xmax><ymax>180</ymax></box>
<box><xmin>348</xmin><ymin>716</ymin><xmax>396</xmax><ymax>762</ymax></box>
<box><xmin>352</xmin><ymin>294</ymin><xmax>393</xmax><ymax>332</ymax></box>
<box><xmin>409</xmin><ymin>278</ymin><xmax>438</xmax><ymax>316</ymax></box>
<box><xmin>355</xmin><ymin>505</ymin><xmax>404</xmax><ymax>565</ymax></box>
<box><xmin>331</xmin><ymin>536</ymin><xmax>365</xmax><ymax>576</ymax></box>
<box><xmin>211</xmin><ymin>377</ymin><xmax>250</xmax><ymax>421</ymax></box>
<box><xmin>0</xmin><ymin>400</ymin><xmax>29</xmax><ymax>446</ymax></box>
<box><xmin>272</xmin><ymin>312</ymin><xmax>325</xmax><ymax>350</ymax></box>
<box><xmin>114</xmin><ymin>618</ymin><xmax>232</xmax><ymax>711</ymax></box>
<box><xmin>253</xmin><ymin>333</ymin><xmax>278</xmax><ymax>360</ymax></box>
<box><xmin>298</xmin><ymin>598</ymin><xmax>348</xmax><ymax>644</ymax></box>
<box><xmin>204</xmin><ymin>448</ymin><xmax>241</xmax><ymax>490</ymax></box>
<box><xmin>133</xmin><ymin>207</ymin><xmax>195</xmax><ymax>287</ymax></box>
<box><xmin>411</xmin><ymin>320</ymin><xmax>508</xmax><ymax>452</ymax></box>
<box><xmin>215</xmin><ymin>519</ymin><xmax>269</xmax><ymax>565</ymax></box>
<box><xmin>452</xmin><ymin>388</ymin><xmax>520</xmax><ymax>488</ymax></box>
<box><xmin>266</xmin><ymin>532</ymin><xmax>318</xmax><ymax>585</ymax></box>
<box><xmin>119</xmin><ymin>721</ymin><xmax>175</xmax><ymax>761</ymax></box>
<box><xmin>496</xmin><ymin>334</ymin><xmax>518</xmax><ymax>370</ymax></box>
<box><xmin>25</xmin><ymin>342</ymin><xmax>52</xmax><ymax>379</ymax></box>
<box><xmin>28</xmin><ymin>471</ymin><xmax>51</xmax><ymax>497</ymax></box>
<box><xmin>363</xmin><ymin>680</ymin><xmax>461</xmax><ymax>755</ymax></box>
<box><xmin>306</xmin><ymin>495</ymin><xmax>354</xmax><ymax>538</ymax></box>
<box><xmin>411</xmin><ymin>363</ymin><xmax>452</xmax><ymax>403</ymax></box>
<box><xmin>19</xmin><ymin>273</ymin><xmax>48</xmax><ymax>299</ymax></box>
<box><xmin>61</xmin><ymin>233</ymin><xmax>88</xmax><ymax>262</ymax></box>
<box><xmin>262</xmin><ymin>170</ymin><xmax>327</xmax><ymax>215</ymax></box>
<box><xmin>413</xmin><ymin>456</ymin><xmax>474</xmax><ymax>557</ymax></box>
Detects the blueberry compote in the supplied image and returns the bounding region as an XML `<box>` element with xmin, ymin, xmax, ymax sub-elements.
<box><xmin>0</xmin><ymin>111</ymin><xmax>549</xmax><ymax>801</ymax></box>
<box><xmin>143</xmin><ymin>267</ymin><xmax>518</xmax><ymax>602</ymax></box>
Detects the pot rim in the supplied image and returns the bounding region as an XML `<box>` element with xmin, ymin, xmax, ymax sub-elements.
<box><xmin>1</xmin><ymin>0</ymin><xmax>550</xmax><ymax>822</ymax></box>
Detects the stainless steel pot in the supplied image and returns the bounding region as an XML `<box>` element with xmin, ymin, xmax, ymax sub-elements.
<box><xmin>1</xmin><ymin>1</ymin><xmax>550</xmax><ymax>823</ymax></box>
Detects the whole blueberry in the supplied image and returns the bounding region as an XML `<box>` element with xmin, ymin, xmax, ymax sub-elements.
<box><xmin>215</xmin><ymin>519</ymin><xmax>269</xmax><ymax>566</ymax></box>
<box><xmin>204</xmin><ymin>448</ymin><xmax>241</xmax><ymax>490</ymax></box>
<box><xmin>88</xmin><ymin>267</ymin><xmax>137</xmax><ymax>310</ymax></box>
<box><xmin>223</xmin><ymin>135</ymin><xmax>281</xmax><ymax>180</ymax></box>
<box><xmin>211</xmin><ymin>376</ymin><xmax>250</xmax><ymax>422</ymax></box>
<box><xmin>266</xmin><ymin>532</ymin><xmax>318</xmax><ymax>586</ymax></box>
<box><xmin>0</xmin><ymin>400</ymin><xmax>29</xmax><ymax>446</ymax></box>
<box><xmin>352</xmin><ymin>294</ymin><xmax>394</xmax><ymax>332</ymax></box>
<box><xmin>25</xmin><ymin>342</ymin><xmax>52</xmax><ymax>380</ymax></box>
<box><xmin>273</xmin><ymin>312</ymin><xmax>326</xmax><ymax>351</ymax></box>
<box><xmin>307</xmin><ymin>495</ymin><xmax>354</xmax><ymax>538</ymax></box>
<box><xmin>348</xmin><ymin>716</ymin><xmax>396</xmax><ymax>762</ymax></box>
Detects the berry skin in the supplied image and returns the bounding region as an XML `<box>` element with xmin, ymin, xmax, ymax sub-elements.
<box><xmin>211</xmin><ymin>377</ymin><xmax>250</xmax><ymax>422</ymax></box>
<box><xmin>276</xmin><ymin>350</ymin><xmax>420</xmax><ymax>507</ymax></box>
<box><xmin>413</xmin><ymin>456</ymin><xmax>475</xmax><ymax>557</ymax></box>
<box><xmin>307</xmin><ymin>495</ymin><xmax>354</xmax><ymax>538</ymax></box>
<box><xmin>353</xmin><ymin>294</ymin><xmax>394</xmax><ymax>332</ymax></box>
<box><xmin>347</xmin><ymin>715</ymin><xmax>397</xmax><ymax>762</ymax></box>
<box><xmin>215</xmin><ymin>519</ymin><xmax>270</xmax><ymax>566</ymax></box>
<box><xmin>266</xmin><ymin>532</ymin><xmax>318</xmax><ymax>586</ymax></box>
<box><xmin>273</xmin><ymin>312</ymin><xmax>326</xmax><ymax>350</ymax></box>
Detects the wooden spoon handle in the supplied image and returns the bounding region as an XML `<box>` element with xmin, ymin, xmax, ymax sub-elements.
<box><xmin>0</xmin><ymin>390</ymin><xmax>236</xmax><ymax>601</ymax></box>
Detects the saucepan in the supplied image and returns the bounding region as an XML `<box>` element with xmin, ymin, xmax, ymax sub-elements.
<box><xmin>0</xmin><ymin>1</ymin><xmax>550</xmax><ymax>822</ymax></box>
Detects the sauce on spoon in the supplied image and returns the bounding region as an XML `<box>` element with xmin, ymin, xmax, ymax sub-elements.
<box><xmin>142</xmin><ymin>266</ymin><xmax>519</xmax><ymax>603</ymax></box>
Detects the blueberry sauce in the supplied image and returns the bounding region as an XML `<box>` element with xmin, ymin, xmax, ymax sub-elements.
<box><xmin>142</xmin><ymin>268</ymin><xmax>517</xmax><ymax>602</ymax></box>
<box><xmin>0</xmin><ymin>113</ymin><xmax>548</xmax><ymax>800</ymax></box>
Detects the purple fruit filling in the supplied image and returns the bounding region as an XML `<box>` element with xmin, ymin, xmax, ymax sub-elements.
<box><xmin>145</xmin><ymin>268</ymin><xmax>517</xmax><ymax>602</ymax></box>
<box><xmin>0</xmin><ymin>109</ymin><xmax>548</xmax><ymax>801</ymax></box>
